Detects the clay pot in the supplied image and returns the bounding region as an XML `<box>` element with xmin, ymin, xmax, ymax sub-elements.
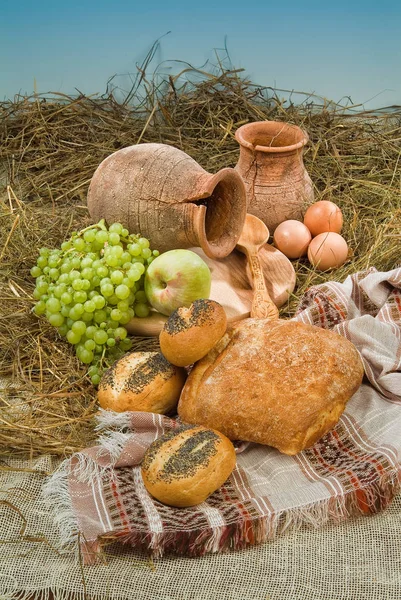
<box><xmin>87</xmin><ymin>143</ymin><xmax>247</xmax><ymax>259</ymax></box>
<box><xmin>235</xmin><ymin>121</ymin><xmax>314</xmax><ymax>233</ymax></box>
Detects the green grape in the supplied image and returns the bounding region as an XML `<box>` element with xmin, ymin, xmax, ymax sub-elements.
<box><xmin>93</xmin><ymin>295</ymin><xmax>106</xmax><ymax>309</ymax></box>
<box><xmin>73</xmin><ymin>291</ymin><xmax>87</xmax><ymax>304</ymax></box>
<box><xmin>54</xmin><ymin>284</ymin><xmax>67</xmax><ymax>298</ymax></box>
<box><xmin>37</xmin><ymin>256</ymin><xmax>48</xmax><ymax>269</ymax></box>
<box><xmin>135</xmin><ymin>290</ymin><xmax>147</xmax><ymax>304</ymax></box>
<box><xmin>101</xmin><ymin>283</ymin><xmax>114</xmax><ymax>297</ymax></box>
<box><xmin>49</xmin><ymin>268</ymin><xmax>60</xmax><ymax>280</ymax></box>
<box><xmin>120</xmin><ymin>252</ymin><xmax>131</xmax><ymax>264</ymax></box>
<box><xmin>91</xmin><ymin>374</ymin><xmax>101</xmax><ymax>385</ymax></box>
<box><xmin>60</xmin><ymin>262</ymin><xmax>72</xmax><ymax>274</ymax></box>
<box><xmin>84</xmin><ymin>339</ymin><xmax>96</xmax><ymax>351</ymax></box>
<box><xmin>47</xmin><ymin>256</ymin><xmax>59</xmax><ymax>269</ymax></box>
<box><xmin>61</xmin><ymin>292</ymin><xmax>72</xmax><ymax>305</ymax></box>
<box><xmin>115</xmin><ymin>284</ymin><xmax>130</xmax><ymax>300</ymax></box>
<box><xmin>72</xmin><ymin>279</ymin><xmax>84</xmax><ymax>291</ymax></box>
<box><xmin>69</xmin><ymin>270</ymin><xmax>81</xmax><ymax>281</ymax></box>
<box><xmin>81</xmin><ymin>268</ymin><xmax>94</xmax><ymax>280</ymax></box>
<box><xmin>67</xmin><ymin>330</ymin><xmax>81</xmax><ymax>345</ymax></box>
<box><xmin>110</xmin><ymin>309</ymin><xmax>122</xmax><ymax>321</ymax></box>
<box><xmin>117</xmin><ymin>300</ymin><xmax>129</xmax><ymax>311</ymax></box>
<box><xmin>114</xmin><ymin>327</ymin><xmax>127</xmax><ymax>340</ymax></box>
<box><xmin>94</xmin><ymin>329</ymin><xmax>108</xmax><ymax>345</ymax></box>
<box><xmin>30</xmin><ymin>266</ymin><xmax>42</xmax><ymax>278</ymax></box>
<box><xmin>128</xmin><ymin>243</ymin><xmax>141</xmax><ymax>256</ymax></box>
<box><xmin>48</xmin><ymin>313</ymin><xmax>64</xmax><ymax>327</ymax></box>
<box><xmin>46</xmin><ymin>298</ymin><xmax>61</xmax><ymax>313</ymax></box>
<box><xmin>134</xmin><ymin>303</ymin><xmax>150</xmax><ymax>318</ymax></box>
<box><xmin>86</xmin><ymin>325</ymin><xmax>97</xmax><ymax>339</ymax></box>
<box><xmin>141</xmin><ymin>248</ymin><xmax>152</xmax><ymax>259</ymax></box>
<box><xmin>95</xmin><ymin>230</ymin><xmax>108</xmax><ymax>244</ymax></box>
<box><xmin>105</xmin><ymin>254</ymin><xmax>119</xmax><ymax>267</ymax></box>
<box><xmin>93</xmin><ymin>309</ymin><xmax>107</xmax><ymax>323</ymax></box>
<box><xmin>120</xmin><ymin>338</ymin><xmax>133</xmax><ymax>351</ymax></box>
<box><xmin>109</xmin><ymin>223</ymin><xmax>123</xmax><ymax>234</ymax></box>
<box><xmin>83</xmin><ymin>229</ymin><xmax>96</xmax><ymax>243</ymax></box>
<box><xmin>71</xmin><ymin>321</ymin><xmax>86</xmax><ymax>336</ymax></box>
<box><xmin>138</xmin><ymin>237</ymin><xmax>150</xmax><ymax>249</ymax></box>
<box><xmin>34</xmin><ymin>301</ymin><xmax>46</xmax><ymax>315</ymax></box>
<box><xmin>58</xmin><ymin>324</ymin><xmax>69</xmax><ymax>337</ymax></box>
<box><xmin>81</xmin><ymin>311</ymin><xmax>94</xmax><ymax>323</ymax></box>
<box><xmin>110</xmin><ymin>270</ymin><xmax>124</xmax><ymax>285</ymax></box>
<box><xmin>107</xmin><ymin>338</ymin><xmax>116</xmax><ymax>347</ymax></box>
<box><xmin>80</xmin><ymin>349</ymin><xmax>94</xmax><ymax>364</ymax></box>
<box><xmin>84</xmin><ymin>300</ymin><xmax>96</xmax><ymax>313</ymax></box>
<box><xmin>96</xmin><ymin>265</ymin><xmax>109</xmax><ymax>278</ymax></box>
<box><xmin>108</xmin><ymin>232</ymin><xmax>120</xmax><ymax>245</ymax></box>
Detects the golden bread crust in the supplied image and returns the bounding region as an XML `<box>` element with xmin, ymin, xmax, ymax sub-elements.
<box><xmin>159</xmin><ymin>299</ymin><xmax>227</xmax><ymax>367</ymax></box>
<box><xmin>141</xmin><ymin>425</ymin><xmax>236</xmax><ymax>507</ymax></box>
<box><xmin>98</xmin><ymin>351</ymin><xmax>187</xmax><ymax>413</ymax></box>
<box><xmin>178</xmin><ymin>319</ymin><xmax>364</xmax><ymax>454</ymax></box>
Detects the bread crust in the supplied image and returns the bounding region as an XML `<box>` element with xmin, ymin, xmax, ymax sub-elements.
<box><xmin>178</xmin><ymin>319</ymin><xmax>364</xmax><ymax>455</ymax></box>
<box><xmin>98</xmin><ymin>351</ymin><xmax>187</xmax><ymax>413</ymax></box>
<box><xmin>159</xmin><ymin>299</ymin><xmax>227</xmax><ymax>367</ymax></box>
<box><xmin>141</xmin><ymin>425</ymin><xmax>236</xmax><ymax>507</ymax></box>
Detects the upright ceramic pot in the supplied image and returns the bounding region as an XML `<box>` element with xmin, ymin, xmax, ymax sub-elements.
<box><xmin>235</xmin><ymin>121</ymin><xmax>314</xmax><ymax>233</ymax></box>
<box><xmin>87</xmin><ymin>143</ymin><xmax>247</xmax><ymax>259</ymax></box>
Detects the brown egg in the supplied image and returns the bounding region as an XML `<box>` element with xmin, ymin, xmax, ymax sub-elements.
<box><xmin>303</xmin><ymin>200</ymin><xmax>343</xmax><ymax>236</ymax></box>
<box><xmin>273</xmin><ymin>220</ymin><xmax>312</xmax><ymax>259</ymax></box>
<box><xmin>307</xmin><ymin>232</ymin><xmax>349</xmax><ymax>271</ymax></box>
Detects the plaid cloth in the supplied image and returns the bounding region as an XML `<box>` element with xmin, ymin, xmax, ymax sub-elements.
<box><xmin>44</xmin><ymin>267</ymin><xmax>401</xmax><ymax>564</ymax></box>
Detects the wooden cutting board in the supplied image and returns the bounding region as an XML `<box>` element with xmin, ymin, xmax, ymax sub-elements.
<box><xmin>126</xmin><ymin>244</ymin><xmax>296</xmax><ymax>337</ymax></box>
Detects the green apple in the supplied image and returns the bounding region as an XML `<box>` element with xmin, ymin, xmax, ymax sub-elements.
<box><xmin>144</xmin><ymin>250</ymin><xmax>211</xmax><ymax>316</ymax></box>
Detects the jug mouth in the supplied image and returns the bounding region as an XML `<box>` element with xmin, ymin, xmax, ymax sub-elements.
<box><xmin>235</xmin><ymin>121</ymin><xmax>308</xmax><ymax>153</ymax></box>
<box><xmin>191</xmin><ymin>168</ymin><xmax>247</xmax><ymax>259</ymax></box>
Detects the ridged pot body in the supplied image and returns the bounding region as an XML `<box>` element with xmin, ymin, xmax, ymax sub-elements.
<box><xmin>87</xmin><ymin>143</ymin><xmax>247</xmax><ymax>259</ymax></box>
<box><xmin>235</xmin><ymin>121</ymin><xmax>314</xmax><ymax>233</ymax></box>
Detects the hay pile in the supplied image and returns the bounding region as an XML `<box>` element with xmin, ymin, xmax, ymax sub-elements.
<box><xmin>0</xmin><ymin>66</ymin><xmax>400</xmax><ymax>458</ymax></box>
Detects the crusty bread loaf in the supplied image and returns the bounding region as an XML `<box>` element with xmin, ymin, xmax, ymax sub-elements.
<box><xmin>98</xmin><ymin>351</ymin><xmax>187</xmax><ymax>413</ymax></box>
<box><xmin>159</xmin><ymin>299</ymin><xmax>227</xmax><ymax>367</ymax></box>
<box><xmin>141</xmin><ymin>425</ymin><xmax>236</xmax><ymax>507</ymax></box>
<box><xmin>178</xmin><ymin>319</ymin><xmax>364</xmax><ymax>455</ymax></box>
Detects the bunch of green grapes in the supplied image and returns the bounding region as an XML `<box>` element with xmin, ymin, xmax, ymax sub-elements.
<box><xmin>30</xmin><ymin>220</ymin><xmax>159</xmax><ymax>385</ymax></box>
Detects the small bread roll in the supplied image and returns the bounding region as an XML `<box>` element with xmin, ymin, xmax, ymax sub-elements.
<box><xmin>98</xmin><ymin>351</ymin><xmax>187</xmax><ymax>413</ymax></box>
<box><xmin>141</xmin><ymin>425</ymin><xmax>236</xmax><ymax>507</ymax></box>
<box><xmin>159</xmin><ymin>299</ymin><xmax>227</xmax><ymax>367</ymax></box>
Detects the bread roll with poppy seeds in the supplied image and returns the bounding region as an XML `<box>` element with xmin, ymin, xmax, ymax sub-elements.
<box><xmin>159</xmin><ymin>299</ymin><xmax>227</xmax><ymax>367</ymax></box>
<box><xmin>141</xmin><ymin>425</ymin><xmax>236</xmax><ymax>507</ymax></box>
<box><xmin>98</xmin><ymin>351</ymin><xmax>187</xmax><ymax>413</ymax></box>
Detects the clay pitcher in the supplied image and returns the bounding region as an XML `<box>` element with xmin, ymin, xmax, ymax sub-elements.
<box><xmin>87</xmin><ymin>143</ymin><xmax>247</xmax><ymax>259</ymax></box>
<box><xmin>235</xmin><ymin>121</ymin><xmax>314</xmax><ymax>233</ymax></box>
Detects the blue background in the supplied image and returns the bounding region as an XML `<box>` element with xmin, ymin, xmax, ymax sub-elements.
<box><xmin>1</xmin><ymin>0</ymin><xmax>400</xmax><ymax>108</ymax></box>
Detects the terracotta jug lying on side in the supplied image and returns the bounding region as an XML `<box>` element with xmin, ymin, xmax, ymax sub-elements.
<box><xmin>87</xmin><ymin>143</ymin><xmax>247</xmax><ymax>259</ymax></box>
<box><xmin>235</xmin><ymin>121</ymin><xmax>314</xmax><ymax>233</ymax></box>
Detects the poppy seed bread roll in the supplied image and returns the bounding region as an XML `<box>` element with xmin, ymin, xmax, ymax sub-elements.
<box><xmin>98</xmin><ymin>351</ymin><xmax>187</xmax><ymax>413</ymax></box>
<box><xmin>141</xmin><ymin>425</ymin><xmax>236</xmax><ymax>507</ymax></box>
<box><xmin>159</xmin><ymin>299</ymin><xmax>227</xmax><ymax>367</ymax></box>
<box><xmin>178</xmin><ymin>319</ymin><xmax>364</xmax><ymax>455</ymax></box>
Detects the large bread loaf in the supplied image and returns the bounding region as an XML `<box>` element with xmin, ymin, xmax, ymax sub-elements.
<box><xmin>178</xmin><ymin>319</ymin><xmax>364</xmax><ymax>455</ymax></box>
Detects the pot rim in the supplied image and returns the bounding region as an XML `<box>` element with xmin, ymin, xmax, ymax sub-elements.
<box><xmin>190</xmin><ymin>167</ymin><xmax>247</xmax><ymax>259</ymax></box>
<box><xmin>235</xmin><ymin>121</ymin><xmax>309</xmax><ymax>153</ymax></box>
